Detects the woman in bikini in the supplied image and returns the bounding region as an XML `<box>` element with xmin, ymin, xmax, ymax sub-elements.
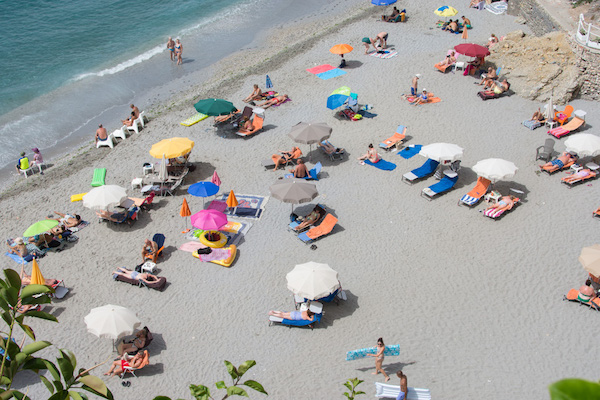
<box><xmin>273</xmin><ymin>147</ymin><xmax>301</xmax><ymax>171</ymax></box>
<box><xmin>104</xmin><ymin>351</ymin><xmax>145</xmax><ymax>377</ymax></box>
<box><xmin>121</xmin><ymin>111</ymin><xmax>136</xmax><ymax>127</ymax></box>
<box><xmin>358</xmin><ymin>144</ymin><xmax>381</xmax><ymax>164</ymax></box>
<box><xmin>243</xmin><ymin>84</ymin><xmax>262</xmax><ymax>103</ymax></box>
<box><xmin>120</xmin><ymin>328</ymin><xmax>149</xmax><ymax>355</ymax></box>
<box><xmin>49</xmin><ymin>212</ymin><xmax>81</xmax><ymax>228</ymax></box>
<box><xmin>269</xmin><ymin>309</ymin><xmax>315</xmax><ymax>321</ymax></box>
<box><xmin>175</xmin><ymin>38</ymin><xmax>183</xmax><ymax>65</ymax></box>
<box><xmin>112</xmin><ymin>267</ymin><xmax>159</xmax><ymax>285</ymax></box>
<box><xmin>294</xmin><ymin>207</ymin><xmax>322</xmax><ymax>231</ymax></box>
<box><xmin>257</xmin><ymin>94</ymin><xmax>288</xmax><ymax>109</ymax></box>
<box><xmin>367</xmin><ymin>338</ymin><xmax>390</xmax><ymax>382</ymax></box>
<box><xmin>239</xmin><ymin>116</ymin><xmax>254</xmax><ymax>132</ymax></box>
<box><xmin>7</xmin><ymin>237</ymin><xmax>28</xmax><ymax>258</ymax></box>
<box><xmin>484</xmin><ymin>195</ymin><xmax>516</xmax><ymax>213</ymax></box>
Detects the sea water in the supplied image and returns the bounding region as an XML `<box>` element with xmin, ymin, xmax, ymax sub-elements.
<box><xmin>0</xmin><ymin>0</ymin><xmax>334</xmax><ymax>183</ymax></box>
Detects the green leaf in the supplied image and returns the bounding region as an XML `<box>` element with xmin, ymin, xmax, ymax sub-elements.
<box><xmin>22</xmin><ymin>356</ymin><xmax>48</xmax><ymax>372</ymax></box>
<box><xmin>237</xmin><ymin>360</ymin><xmax>256</xmax><ymax>377</ymax></box>
<box><xmin>549</xmin><ymin>378</ymin><xmax>600</xmax><ymax>400</ymax></box>
<box><xmin>22</xmin><ymin>340</ymin><xmax>52</xmax><ymax>355</ymax></box>
<box><xmin>1</xmin><ymin>287</ymin><xmax>19</xmax><ymax>307</ymax></box>
<box><xmin>39</xmin><ymin>374</ymin><xmax>54</xmax><ymax>393</ymax></box>
<box><xmin>344</xmin><ymin>382</ymin><xmax>352</xmax><ymax>391</ymax></box>
<box><xmin>152</xmin><ymin>397</ymin><xmax>173</xmax><ymax>400</ymax></box>
<box><xmin>226</xmin><ymin>386</ymin><xmax>248</xmax><ymax>397</ymax></box>
<box><xmin>57</xmin><ymin>356</ymin><xmax>75</xmax><ymax>383</ymax></box>
<box><xmin>189</xmin><ymin>384</ymin><xmax>210</xmax><ymax>399</ymax></box>
<box><xmin>21</xmin><ymin>284</ymin><xmax>51</xmax><ymax>299</ymax></box>
<box><xmin>68</xmin><ymin>391</ymin><xmax>85</xmax><ymax>400</ymax></box>
<box><xmin>53</xmin><ymin>379</ymin><xmax>65</xmax><ymax>392</ymax></box>
<box><xmin>81</xmin><ymin>384</ymin><xmax>114</xmax><ymax>400</ymax></box>
<box><xmin>224</xmin><ymin>360</ymin><xmax>238</xmax><ymax>380</ymax></box>
<box><xmin>42</xmin><ymin>359</ymin><xmax>61</xmax><ymax>382</ymax></box>
<box><xmin>4</xmin><ymin>269</ymin><xmax>22</xmax><ymax>289</ymax></box>
<box><xmin>15</xmin><ymin>352</ymin><xmax>29</xmax><ymax>364</ymax></box>
<box><xmin>15</xmin><ymin>322</ymin><xmax>35</xmax><ymax>340</ymax></box>
<box><xmin>215</xmin><ymin>380</ymin><xmax>226</xmax><ymax>389</ymax></box>
<box><xmin>79</xmin><ymin>375</ymin><xmax>109</xmax><ymax>396</ymax></box>
<box><xmin>242</xmin><ymin>380</ymin><xmax>268</xmax><ymax>395</ymax></box>
<box><xmin>0</xmin><ymin>297</ymin><xmax>10</xmax><ymax>313</ymax></box>
<box><xmin>355</xmin><ymin>391</ymin><xmax>366</xmax><ymax>395</ymax></box>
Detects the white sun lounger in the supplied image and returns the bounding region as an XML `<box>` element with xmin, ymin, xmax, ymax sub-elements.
<box><xmin>375</xmin><ymin>383</ymin><xmax>431</xmax><ymax>400</ymax></box>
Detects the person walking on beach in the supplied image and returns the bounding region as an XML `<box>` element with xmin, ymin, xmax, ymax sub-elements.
<box><xmin>167</xmin><ymin>37</ymin><xmax>175</xmax><ymax>61</ymax></box>
<box><xmin>175</xmin><ymin>38</ymin><xmax>183</xmax><ymax>65</ymax></box>
<box><xmin>367</xmin><ymin>337</ymin><xmax>390</xmax><ymax>382</ymax></box>
<box><xmin>95</xmin><ymin>124</ymin><xmax>108</xmax><ymax>144</ymax></box>
<box><xmin>395</xmin><ymin>371</ymin><xmax>408</xmax><ymax>400</ymax></box>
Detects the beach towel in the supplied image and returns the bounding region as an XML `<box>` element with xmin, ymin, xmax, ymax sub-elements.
<box><xmin>484</xmin><ymin>199</ymin><xmax>519</xmax><ymax>218</ymax></box>
<box><xmin>5</xmin><ymin>252</ymin><xmax>28</xmax><ymax>264</ymax></box>
<box><xmin>364</xmin><ymin>159</ymin><xmax>396</xmax><ymax>171</ymax></box>
<box><xmin>194</xmin><ymin>247</ymin><xmax>234</xmax><ymax>262</ymax></box>
<box><xmin>316</xmin><ymin>69</ymin><xmax>347</xmax><ymax>80</ymax></box>
<box><xmin>306</xmin><ymin>64</ymin><xmax>335</xmax><ymax>74</ymax></box>
<box><xmin>485</xmin><ymin>1</ymin><xmax>507</xmax><ymax>14</ymax></box>
<box><xmin>272</xmin><ymin>97</ymin><xmax>292</xmax><ymax>107</ymax></box>
<box><xmin>404</xmin><ymin>95</ymin><xmax>441</xmax><ymax>104</ymax></box>
<box><xmin>207</xmin><ymin>200</ymin><xmax>228</xmax><ymax>213</ymax></box>
<box><xmin>216</xmin><ymin>194</ymin><xmax>268</xmax><ymax>220</ymax></box>
<box><xmin>180</xmin><ymin>113</ymin><xmax>209</xmax><ymax>127</ymax></box>
<box><xmin>346</xmin><ymin>344</ymin><xmax>400</xmax><ymax>361</ymax></box>
<box><xmin>522</xmin><ymin>120</ymin><xmax>542</xmax><ymax>130</ymax></box>
<box><xmin>368</xmin><ymin>50</ymin><xmax>398</xmax><ymax>59</ymax></box>
<box><xmin>91</xmin><ymin>168</ymin><xmax>106</xmax><ymax>187</ymax></box>
<box><xmin>69</xmin><ymin>220</ymin><xmax>89</xmax><ymax>232</ymax></box>
<box><xmin>70</xmin><ymin>192</ymin><xmax>87</xmax><ymax>202</ymax></box>
<box><xmin>179</xmin><ymin>241</ymin><xmax>206</xmax><ymax>253</ymax></box>
<box><xmin>398</xmin><ymin>145</ymin><xmax>422</xmax><ymax>159</ymax></box>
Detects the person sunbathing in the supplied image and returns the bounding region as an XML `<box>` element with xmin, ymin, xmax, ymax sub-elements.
<box><xmin>531</xmin><ymin>108</ymin><xmax>546</xmax><ymax>122</ymax></box>
<box><xmin>477</xmin><ymin>67</ymin><xmax>497</xmax><ymax>85</ymax></box>
<box><xmin>26</xmin><ymin>232</ymin><xmax>57</xmax><ymax>249</ymax></box>
<box><xmin>257</xmin><ymin>94</ymin><xmax>288</xmax><ymax>109</ymax></box>
<box><xmin>410</xmin><ymin>89</ymin><xmax>429</xmax><ymax>106</ymax></box>
<box><xmin>120</xmin><ymin>328</ymin><xmax>149</xmax><ymax>355</ymax></box>
<box><xmin>141</xmin><ymin>238</ymin><xmax>159</xmax><ymax>263</ymax></box>
<box><xmin>294</xmin><ymin>207</ymin><xmax>322</xmax><ymax>231</ymax></box>
<box><xmin>7</xmin><ymin>237</ymin><xmax>28</xmax><ymax>258</ymax></box>
<box><xmin>562</xmin><ymin>169</ymin><xmax>593</xmax><ymax>183</ymax></box>
<box><xmin>469</xmin><ymin>0</ymin><xmax>480</xmax><ymax>7</ymax></box>
<box><xmin>444</xmin><ymin>20</ymin><xmax>459</xmax><ymax>33</ymax></box>
<box><xmin>20</xmin><ymin>272</ymin><xmax>60</xmax><ymax>287</ymax></box>
<box><xmin>358</xmin><ymin>144</ymin><xmax>381</xmax><ymax>164</ymax></box>
<box><xmin>540</xmin><ymin>152</ymin><xmax>577</xmax><ymax>171</ymax></box>
<box><xmin>577</xmin><ymin>280</ymin><xmax>597</xmax><ymax>304</ymax></box>
<box><xmin>112</xmin><ymin>267</ymin><xmax>159</xmax><ymax>285</ymax></box>
<box><xmin>243</xmin><ymin>84</ymin><xmax>262</xmax><ymax>103</ymax></box>
<box><xmin>438</xmin><ymin>52</ymin><xmax>456</xmax><ymax>67</ymax></box>
<box><xmin>320</xmin><ymin>141</ymin><xmax>344</xmax><ymax>155</ymax></box>
<box><xmin>50</xmin><ymin>224</ymin><xmax>66</xmax><ymax>236</ymax></box>
<box><xmin>96</xmin><ymin>210</ymin><xmax>127</xmax><ymax>223</ymax></box>
<box><xmin>484</xmin><ymin>79</ymin><xmax>510</xmax><ymax>95</ymax></box>
<box><xmin>239</xmin><ymin>116</ymin><xmax>254</xmax><ymax>132</ymax></box>
<box><xmin>289</xmin><ymin>159</ymin><xmax>308</xmax><ymax>178</ymax></box>
<box><xmin>273</xmin><ymin>147</ymin><xmax>301</xmax><ymax>171</ymax></box>
<box><xmin>464</xmin><ymin>57</ymin><xmax>483</xmax><ymax>76</ymax></box>
<box><xmin>49</xmin><ymin>212</ymin><xmax>81</xmax><ymax>228</ymax></box>
<box><xmin>462</xmin><ymin>16</ymin><xmax>472</xmax><ymax>29</ymax></box>
<box><xmin>487</xmin><ymin>33</ymin><xmax>499</xmax><ymax>48</ymax></box>
<box><xmin>104</xmin><ymin>351</ymin><xmax>145</xmax><ymax>377</ymax></box>
<box><xmin>484</xmin><ymin>195</ymin><xmax>517</xmax><ymax>213</ymax></box>
<box><xmin>121</xmin><ymin>111</ymin><xmax>136</xmax><ymax>127</ymax></box>
<box><xmin>382</xmin><ymin>6</ymin><xmax>399</xmax><ymax>22</ymax></box>
<box><xmin>214</xmin><ymin>111</ymin><xmax>238</xmax><ymax>124</ymax></box>
<box><xmin>269</xmin><ymin>309</ymin><xmax>315</xmax><ymax>321</ymax></box>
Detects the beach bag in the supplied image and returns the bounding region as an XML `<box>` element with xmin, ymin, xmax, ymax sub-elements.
<box><xmin>135</xmin><ymin>263</ymin><xmax>143</xmax><ymax>273</ymax></box>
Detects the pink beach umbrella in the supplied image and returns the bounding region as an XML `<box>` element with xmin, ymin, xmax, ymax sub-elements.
<box><xmin>211</xmin><ymin>170</ymin><xmax>221</xmax><ymax>187</ymax></box>
<box><xmin>190</xmin><ymin>209</ymin><xmax>228</xmax><ymax>231</ymax></box>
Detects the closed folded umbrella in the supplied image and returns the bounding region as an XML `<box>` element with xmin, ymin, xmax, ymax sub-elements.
<box><xmin>23</xmin><ymin>220</ymin><xmax>58</xmax><ymax>238</ymax></box>
<box><xmin>288</xmin><ymin>122</ymin><xmax>332</xmax><ymax>160</ymax></box>
<box><xmin>30</xmin><ymin>258</ymin><xmax>46</xmax><ymax>286</ymax></box>
<box><xmin>270</xmin><ymin>180</ymin><xmax>318</xmax><ymax>213</ymax></box>
<box><xmin>454</xmin><ymin>43</ymin><xmax>490</xmax><ymax>58</ymax></box>
<box><xmin>211</xmin><ymin>170</ymin><xmax>221</xmax><ymax>187</ymax></box>
<box><xmin>579</xmin><ymin>244</ymin><xmax>600</xmax><ymax>278</ymax></box>
<box><xmin>565</xmin><ymin>133</ymin><xmax>600</xmax><ymax>157</ymax></box>
<box><xmin>419</xmin><ymin>143</ymin><xmax>464</xmax><ymax>162</ymax></box>
<box><xmin>82</xmin><ymin>185</ymin><xmax>128</xmax><ymax>210</ymax></box>
<box><xmin>286</xmin><ymin>262</ymin><xmax>340</xmax><ymax>300</ymax></box>
<box><xmin>434</xmin><ymin>6</ymin><xmax>458</xmax><ymax>17</ymax></box>
<box><xmin>472</xmin><ymin>158</ymin><xmax>518</xmax><ymax>183</ymax></box>
<box><xmin>158</xmin><ymin>154</ymin><xmax>168</xmax><ymax>183</ymax></box>
<box><xmin>180</xmin><ymin>197</ymin><xmax>191</xmax><ymax>231</ymax></box>
<box><xmin>84</xmin><ymin>304</ymin><xmax>141</xmax><ymax>349</ymax></box>
<box><xmin>194</xmin><ymin>98</ymin><xmax>237</xmax><ymax>116</ymax></box>
<box><xmin>149</xmin><ymin>137</ymin><xmax>194</xmax><ymax>159</ymax></box>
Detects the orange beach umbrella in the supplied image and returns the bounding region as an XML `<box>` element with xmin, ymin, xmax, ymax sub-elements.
<box><xmin>227</xmin><ymin>190</ymin><xmax>239</xmax><ymax>215</ymax></box>
<box><xmin>330</xmin><ymin>44</ymin><xmax>354</xmax><ymax>54</ymax></box>
<box><xmin>30</xmin><ymin>258</ymin><xmax>46</xmax><ymax>286</ymax></box>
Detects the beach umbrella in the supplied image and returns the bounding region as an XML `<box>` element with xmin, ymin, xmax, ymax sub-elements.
<box><xmin>270</xmin><ymin>180</ymin><xmax>318</xmax><ymax>213</ymax></box>
<box><xmin>419</xmin><ymin>143</ymin><xmax>464</xmax><ymax>162</ymax></box>
<box><xmin>579</xmin><ymin>244</ymin><xmax>600</xmax><ymax>278</ymax></box>
<box><xmin>327</xmin><ymin>86</ymin><xmax>352</xmax><ymax>110</ymax></box>
<box><xmin>149</xmin><ymin>137</ymin><xmax>194</xmax><ymax>159</ymax></box>
<box><xmin>180</xmin><ymin>198</ymin><xmax>191</xmax><ymax>232</ymax></box>
<box><xmin>288</xmin><ymin>122</ymin><xmax>332</xmax><ymax>160</ymax></box>
<box><xmin>193</xmin><ymin>98</ymin><xmax>237</xmax><ymax>116</ymax></box>
<box><xmin>454</xmin><ymin>43</ymin><xmax>490</xmax><ymax>58</ymax></box>
<box><xmin>286</xmin><ymin>262</ymin><xmax>340</xmax><ymax>300</ymax></box>
<box><xmin>472</xmin><ymin>158</ymin><xmax>518</xmax><ymax>184</ymax></box>
<box><xmin>227</xmin><ymin>190</ymin><xmax>238</xmax><ymax>215</ymax></box>
<box><xmin>211</xmin><ymin>170</ymin><xmax>221</xmax><ymax>187</ymax></box>
<box><xmin>330</xmin><ymin>44</ymin><xmax>353</xmax><ymax>55</ymax></box>
<box><xmin>266</xmin><ymin>75</ymin><xmax>273</xmax><ymax>89</ymax></box>
<box><xmin>84</xmin><ymin>305</ymin><xmax>141</xmax><ymax>349</ymax></box>
<box><xmin>565</xmin><ymin>134</ymin><xmax>600</xmax><ymax>157</ymax></box>
<box><xmin>82</xmin><ymin>185</ymin><xmax>128</xmax><ymax>210</ymax></box>
<box><xmin>23</xmin><ymin>220</ymin><xmax>58</xmax><ymax>238</ymax></box>
<box><xmin>30</xmin><ymin>258</ymin><xmax>45</xmax><ymax>286</ymax></box>
<box><xmin>372</xmin><ymin>0</ymin><xmax>397</xmax><ymax>5</ymax></box>
<box><xmin>190</xmin><ymin>209</ymin><xmax>227</xmax><ymax>231</ymax></box>
<box><xmin>158</xmin><ymin>154</ymin><xmax>168</xmax><ymax>183</ymax></box>
<box><xmin>188</xmin><ymin>181</ymin><xmax>220</xmax><ymax>207</ymax></box>
<box><xmin>434</xmin><ymin>6</ymin><xmax>458</xmax><ymax>17</ymax></box>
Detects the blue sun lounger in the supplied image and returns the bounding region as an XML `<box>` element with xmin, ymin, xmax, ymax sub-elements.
<box><xmin>288</xmin><ymin>204</ymin><xmax>326</xmax><ymax>233</ymax></box>
<box><xmin>294</xmin><ymin>287</ymin><xmax>347</xmax><ymax>308</ymax></box>
<box><xmin>269</xmin><ymin>302</ymin><xmax>323</xmax><ymax>330</ymax></box>
<box><xmin>402</xmin><ymin>159</ymin><xmax>440</xmax><ymax>184</ymax></box>
<box><xmin>421</xmin><ymin>172</ymin><xmax>458</xmax><ymax>200</ymax></box>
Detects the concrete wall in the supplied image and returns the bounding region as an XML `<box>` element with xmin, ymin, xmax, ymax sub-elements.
<box><xmin>508</xmin><ymin>0</ymin><xmax>561</xmax><ymax>36</ymax></box>
<box><xmin>568</xmin><ymin>35</ymin><xmax>600</xmax><ymax>100</ymax></box>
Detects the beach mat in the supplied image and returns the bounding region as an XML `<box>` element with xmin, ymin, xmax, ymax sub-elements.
<box><xmin>273</xmin><ymin>97</ymin><xmax>292</xmax><ymax>107</ymax></box>
<box><xmin>398</xmin><ymin>145</ymin><xmax>422</xmax><ymax>159</ymax></box>
<box><xmin>368</xmin><ymin>50</ymin><xmax>398</xmax><ymax>59</ymax></box>
<box><xmin>69</xmin><ymin>220</ymin><xmax>89</xmax><ymax>232</ymax></box>
<box><xmin>316</xmin><ymin>68</ymin><xmax>347</xmax><ymax>80</ymax></box>
<box><xmin>5</xmin><ymin>252</ymin><xmax>28</xmax><ymax>264</ymax></box>
<box><xmin>365</xmin><ymin>159</ymin><xmax>396</xmax><ymax>171</ymax></box>
<box><xmin>179</xmin><ymin>241</ymin><xmax>206</xmax><ymax>253</ymax></box>
<box><xmin>346</xmin><ymin>344</ymin><xmax>400</xmax><ymax>361</ymax></box>
<box><xmin>216</xmin><ymin>194</ymin><xmax>268</xmax><ymax>220</ymax></box>
<box><xmin>91</xmin><ymin>168</ymin><xmax>106</xmax><ymax>187</ymax></box>
<box><xmin>306</xmin><ymin>64</ymin><xmax>335</xmax><ymax>74</ymax></box>
<box><xmin>404</xmin><ymin>95</ymin><xmax>442</xmax><ymax>104</ymax></box>
<box><xmin>181</xmin><ymin>113</ymin><xmax>209</xmax><ymax>126</ymax></box>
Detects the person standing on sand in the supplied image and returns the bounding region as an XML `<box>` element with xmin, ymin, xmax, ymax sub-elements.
<box><xmin>367</xmin><ymin>337</ymin><xmax>390</xmax><ymax>382</ymax></box>
<box><xmin>411</xmin><ymin>74</ymin><xmax>421</xmax><ymax>96</ymax></box>
<box><xmin>95</xmin><ymin>124</ymin><xmax>108</xmax><ymax>144</ymax></box>
<box><xmin>175</xmin><ymin>38</ymin><xmax>183</xmax><ymax>65</ymax></box>
<box><xmin>167</xmin><ymin>37</ymin><xmax>175</xmax><ymax>61</ymax></box>
<box><xmin>396</xmin><ymin>371</ymin><xmax>408</xmax><ymax>400</ymax></box>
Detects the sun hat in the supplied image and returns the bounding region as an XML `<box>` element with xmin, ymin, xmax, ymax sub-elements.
<box><xmin>422</xmin><ymin>88</ymin><xmax>427</xmax><ymax>92</ymax></box>
<box><xmin>14</xmin><ymin>237</ymin><xmax>24</xmax><ymax>245</ymax></box>
<box><xmin>415</xmin><ymin>74</ymin><xmax>421</xmax><ymax>78</ymax></box>
<box><xmin>362</xmin><ymin>37</ymin><xmax>371</xmax><ymax>44</ymax></box>
<box><xmin>32</xmin><ymin>148</ymin><xmax>39</xmax><ymax>153</ymax></box>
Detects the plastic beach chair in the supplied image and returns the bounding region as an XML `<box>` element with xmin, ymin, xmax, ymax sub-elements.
<box><xmin>374</xmin><ymin>382</ymin><xmax>432</xmax><ymax>400</ymax></box>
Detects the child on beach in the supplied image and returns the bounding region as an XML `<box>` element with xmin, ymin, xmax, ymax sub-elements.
<box><xmin>15</xmin><ymin>152</ymin><xmax>29</xmax><ymax>174</ymax></box>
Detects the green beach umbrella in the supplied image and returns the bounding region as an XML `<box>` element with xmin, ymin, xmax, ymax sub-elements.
<box><xmin>193</xmin><ymin>98</ymin><xmax>237</xmax><ymax>116</ymax></box>
<box><xmin>23</xmin><ymin>220</ymin><xmax>59</xmax><ymax>237</ymax></box>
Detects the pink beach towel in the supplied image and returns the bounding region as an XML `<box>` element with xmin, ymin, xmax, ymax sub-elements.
<box><xmin>272</xmin><ymin>97</ymin><xmax>291</xmax><ymax>106</ymax></box>
<box><xmin>306</xmin><ymin>64</ymin><xmax>335</xmax><ymax>74</ymax></box>
<box><xmin>179</xmin><ymin>241</ymin><xmax>207</xmax><ymax>252</ymax></box>
<box><xmin>196</xmin><ymin>247</ymin><xmax>233</xmax><ymax>262</ymax></box>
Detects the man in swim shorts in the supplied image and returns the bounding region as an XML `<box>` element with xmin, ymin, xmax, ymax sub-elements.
<box><xmin>130</xmin><ymin>104</ymin><xmax>140</xmax><ymax>119</ymax></box>
<box><xmin>95</xmin><ymin>124</ymin><xmax>108</xmax><ymax>144</ymax></box>
<box><xmin>411</xmin><ymin>74</ymin><xmax>421</xmax><ymax>96</ymax></box>
<box><xmin>374</xmin><ymin>32</ymin><xmax>388</xmax><ymax>49</ymax></box>
<box><xmin>396</xmin><ymin>370</ymin><xmax>408</xmax><ymax>400</ymax></box>
<box><xmin>166</xmin><ymin>37</ymin><xmax>175</xmax><ymax>61</ymax></box>
<box><xmin>540</xmin><ymin>152</ymin><xmax>577</xmax><ymax>171</ymax></box>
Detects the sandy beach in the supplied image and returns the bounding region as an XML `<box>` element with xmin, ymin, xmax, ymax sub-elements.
<box><xmin>3</xmin><ymin>1</ymin><xmax>600</xmax><ymax>399</ymax></box>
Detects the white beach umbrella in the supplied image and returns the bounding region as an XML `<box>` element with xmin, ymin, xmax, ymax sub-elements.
<box><xmin>579</xmin><ymin>244</ymin><xmax>600</xmax><ymax>278</ymax></box>
<box><xmin>158</xmin><ymin>154</ymin><xmax>168</xmax><ymax>182</ymax></box>
<box><xmin>82</xmin><ymin>185</ymin><xmax>128</xmax><ymax>210</ymax></box>
<box><xmin>84</xmin><ymin>304</ymin><xmax>141</xmax><ymax>348</ymax></box>
<box><xmin>564</xmin><ymin>133</ymin><xmax>600</xmax><ymax>157</ymax></box>
<box><xmin>419</xmin><ymin>143</ymin><xmax>464</xmax><ymax>162</ymax></box>
<box><xmin>286</xmin><ymin>261</ymin><xmax>340</xmax><ymax>300</ymax></box>
<box><xmin>472</xmin><ymin>158</ymin><xmax>518</xmax><ymax>183</ymax></box>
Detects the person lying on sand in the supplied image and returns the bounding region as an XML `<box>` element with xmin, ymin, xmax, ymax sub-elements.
<box><xmin>49</xmin><ymin>212</ymin><xmax>81</xmax><ymax>228</ymax></box>
<box><xmin>484</xmin><ymin>195</ymin><xmax>516</xmax><ymax>213</ymax></box>
<box><xmin>540</xmin><ymin>152</ymin><xmax>578</xmax><ymax>172</ymax></box>
<box><xmin>6</xmin><ymin>237</ymin><xmax>28</xmax><ymax>258</ymax></box>
<box><xmin>104</xmin><ymin>351</ymin><xmax>145</xmax><ymax>377</ymax></box>
<box><xmin>113</xmin><ymin>267</ymin><xmax>159</xmax><ymax>285</ymax></box>
<box><xmin>269</xmin><ymin>309</ymin><xmax>315</xmax><ymax>321</ymax></box>
<box><xmin>272</xmin><ymin>147</ymin><xmax>301</xmax><ymax>170</ymax></box>
<box><xmin>141</xmin><ymin>238</ymin><xmax>159</xmax><ymax>263</ymax></box>
<box><xmin>484</xmin><ymin>79</ymin><xmax>510</xmax><ymax>95</ymax></box>
<box><xmin>562</xmin><ymin>169</ymin><xmax>593</xmax><ymax>183</ymax></box>
<box><xmin>256</xmin><ymin>94</ymin><xmax>288</xmax><ymax>109</ymax></box>
<box><xmin>243</xmin><ymin>84</ymin><xmax>262</xmax><ymax>103</ymax></box>
<box><xmin>289</xmin><ymin>159</ymin><xmax>308</xmax><ymax>178</ymax></box>
<box><xmin>358</xmin><ymin>144</ymin><xmax>380</xmax><ymax>164</ymax></box>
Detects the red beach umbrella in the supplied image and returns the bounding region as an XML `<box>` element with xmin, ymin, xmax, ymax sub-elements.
<box><xmin>454</xmin><ymin>43</ymin><xmax>490</xmax><ymax>58</ymax></box>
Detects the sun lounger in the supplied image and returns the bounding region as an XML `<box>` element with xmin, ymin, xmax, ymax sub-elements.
<box><xmin>434</xmin><ymin>62</ymin><xmax>454</xmax><ymax>73</ymax></box>
<box><xmin>547</xmin><ymin>116</ymin><xmax>585</xmax><ymax>138</ymax></box>
<box><xmin>375</xmin><ymin>383</ymin><xmax>432</xmax><ymax>400</ymax></box>
<box><xmin>284</xmin><ymin>162</ymin><xmax>322</xmax><ymax>180</ymax></box>
<box><xmin>113</xmin><ymin>268</ymin><xmax>167</xmax><ymax>291</ymax></box>
<box><xmin>563</xmin><ymin>288</ymin><xmax>599</xmax><ymax>310</ymax></box>
<box><xmin>541</xmin><ymin>159</ymin><xmax>576</xmax><ymax>174</ymax></box>
<box><xmin>320</xmin><ymin>140</ymin><xmax>345</xmax><ymax>161</ymax></box>
<box><xmin>555</xmin><ymin>105</ymin><xmax>574</xmax><ymax>126</ymax></box>
<box><xmin>477</xmin><ymin>90</ymin><xmax>509</xmax><ymax>100</ymax></box>
<box><xmin>421</xmin><ymin>173</ymin><xmax>458</xmax><ymax>200</ymax></box>
<box><xmin>91</xmin><ymin>168</ymin><xmax>106</xmax><ymax>187</ymax></box>
<box><xmin>99</xmin><ymin>206</ymin><xmax>139</xmax><ymax>225</ymax></box>
<box><xmin>522</xmin><ymin>119</ymin><xmax>543</xmax><ymax>130</ymax></box>
<box><xmin>214</xmin><ymin>109</ymin><xmax>241</xmax><ymax>126</ymax></box>
<box><xmin>483</xmin><ymin>198</ymin><xmax>520</xmax><ymax>219</ymax></box>
<box><xmin>263</xmin><ymin>147</ymin><xmax>303</xmax><ymax>169</ymax></box>
<box><xmin>236</xmin><ymin>114</ymin><xmax>264</xmax><ymax>137</ymax></box>
<box><xmin>192</xmin><ymin>245</ymin><xmax>237</xmax><ymax>267</ymax></box>
<box><xmin>294</xmin><ymin>287</ymin><xmax>346</xmax><ymax>308</ymax></box>
<box><xmin>379</xmin><ymin>125</ymin><xmax>406</xmax><ymax>151</ymax></box>
<box><xmin>298</xmin><ymin>214</ymin><xmax>338</xmax><ymax>244</ymax></box>
<box><xmin>458</xmin><ymin>177</ymin><xmax>491</xmax><ymax>206</ymax></box>
<box><xmin>269</xmin><ymin>302</ymin><xmax>323</xmax><ymax>330</ymax></box>
<box><xmin>402</xmin><ymin>159</ymin><xmax>440</xmax><ymax>184</ymax></box>
<box><xmin>561</xmin><ymin>170</ymin><xmax>597</xmax><ymax>186</ymax></box>
<box><xmin>289</xmin><ymin>204</ymin><xmax>326</xmax><ymax>233</ymax></box>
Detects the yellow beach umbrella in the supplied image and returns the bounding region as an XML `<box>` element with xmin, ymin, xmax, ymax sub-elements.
<box><xmin>227</xmin><ymin>190</ymin><xmax>239</xmax><ymax>215</ymax></box>
<box><xmin>149</xmin><ymin>137</ymin><xmax>195</xmax><ymax>159</ymax></box>
<box><xmin>30</xmin><ymin>258</ymin><xmax>46</xmax><ymax>286</ymax></box>
<box><xmin>434</xmin><ymin>6</ymin><xmax>458</xmax><ymax>17</ymax></box>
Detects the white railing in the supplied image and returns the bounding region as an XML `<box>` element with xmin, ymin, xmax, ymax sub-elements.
<box><xmin>576</xmin><ymin>13</ymin><xmax>600</xmax><ymax>50</ymax></box>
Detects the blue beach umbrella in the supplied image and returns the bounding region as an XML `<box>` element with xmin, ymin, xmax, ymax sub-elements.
<box><xmin>327</xmin><ymin>86</ymin><xmax>351</xmax><ymax>110</ymax></box>
<box><xmin>266</xmin><ymin>75</ymin><xmax>273</xmax><ymax>89</ymax></box>
<box><xmin>372</xmin><ymin>0</ymin><xmax>397</xmax><ymax>5</ymax></box>
<box><xmin>188</xmin><ymin>181</ymin><xmax>219</xmax><ymax>207</ymax></box>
